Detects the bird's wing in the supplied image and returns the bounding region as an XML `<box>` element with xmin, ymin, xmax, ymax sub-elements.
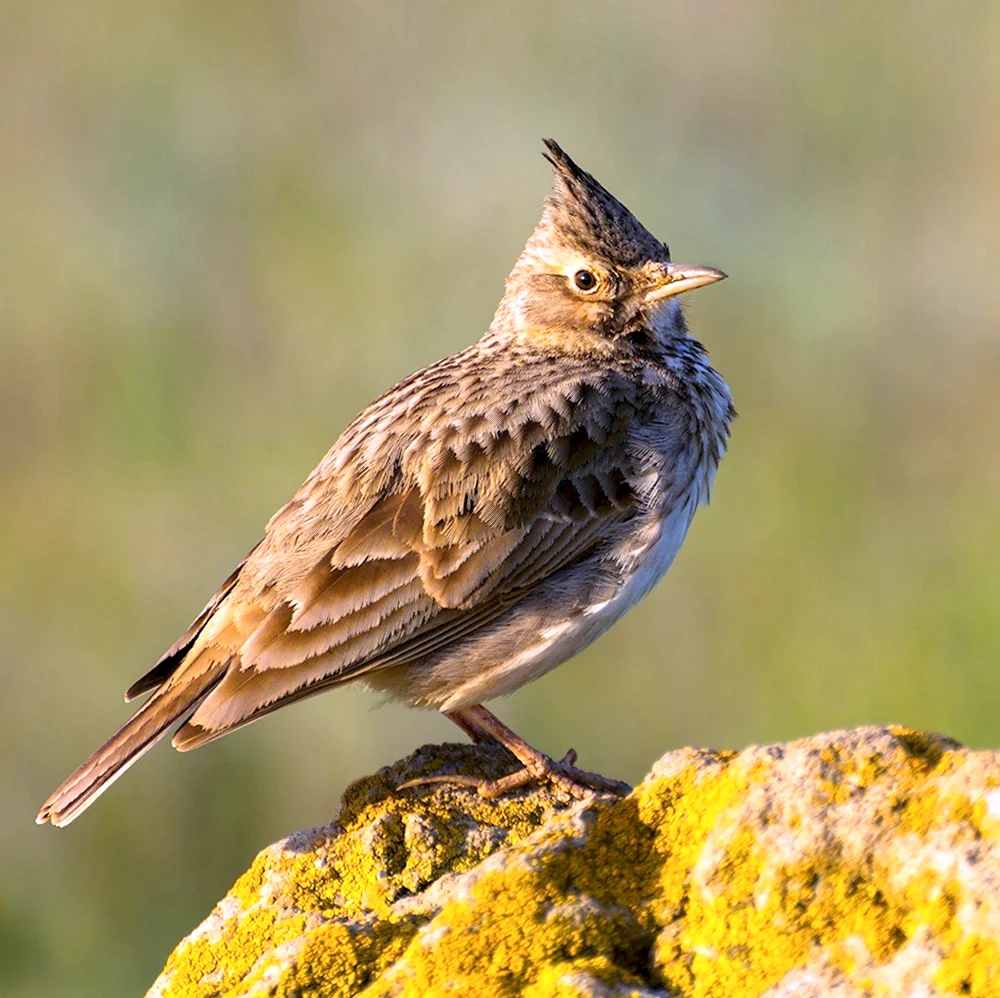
<box><xmin>170</xmin><ymin>370</ymin><xmax>645</xmax><ymax>749</ymax></box>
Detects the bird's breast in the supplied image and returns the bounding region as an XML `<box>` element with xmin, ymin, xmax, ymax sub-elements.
<box><xmin>578</xmin><ymin>400</ymin><xmax>724</xmax><ymax>633</ymax></box>
<box><xmin>584</xmin><ymin>486</ymin><xmax>702</xmax><ymax>628</ymax></box>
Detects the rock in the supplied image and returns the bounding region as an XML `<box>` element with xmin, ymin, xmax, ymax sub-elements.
<box><xmin>146</xmin><ymin>727</ymin><xmax>1000</xmax><ymax>998</ymax></box>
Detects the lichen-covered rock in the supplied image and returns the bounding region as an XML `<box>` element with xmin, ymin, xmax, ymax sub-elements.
<box><xmin>146</xmin><ymin>727</ymin><xmax>1000</xmax><ymax>998</ymax></box>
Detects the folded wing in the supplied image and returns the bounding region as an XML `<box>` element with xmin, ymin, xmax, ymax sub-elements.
<box><xmin>172</xmin><ymin>384</ymin><xmax>641</xmax><ymax>749</ymax></box>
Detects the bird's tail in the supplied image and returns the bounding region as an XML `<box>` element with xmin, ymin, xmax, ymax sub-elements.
<box><xmin>36</xmin><ymin>666</ymin><xmax>224</xmax><ymax>827</ymax></box>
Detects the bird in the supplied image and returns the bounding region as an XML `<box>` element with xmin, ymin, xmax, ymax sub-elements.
<box><xmin>37</xmin><ymin>140</ymin><xmax>734</xmax><ymax>826</ymax></box>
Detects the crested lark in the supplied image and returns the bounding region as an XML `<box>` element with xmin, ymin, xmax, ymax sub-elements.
<box><xmin>38</xmin><ymin>141</ymin><xmax>733</xmax><ymax>826</ymax></box>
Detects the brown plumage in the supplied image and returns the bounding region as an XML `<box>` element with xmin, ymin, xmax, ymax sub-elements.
<box><xmin>37</xmin><ymin>140</ymin><xmax>733</xmax><ymax>825</ymax></box>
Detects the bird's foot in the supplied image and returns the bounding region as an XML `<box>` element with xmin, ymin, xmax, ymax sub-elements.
<box><xmin>399</xmin><ymin>747</ymin><xmax>631</xmax><ymax>800</ymax></box>
<box><xmin>400</xmin><ymin>704</ymin><xmax>631</xmax><ymax>800</ymax></box>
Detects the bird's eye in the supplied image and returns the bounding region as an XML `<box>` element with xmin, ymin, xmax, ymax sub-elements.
<box><xmin>573</xmin><ymin>269</ymin><xmax>598</xmax><ymax>292</ymax></box>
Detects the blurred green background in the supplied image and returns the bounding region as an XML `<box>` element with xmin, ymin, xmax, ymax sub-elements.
<box><xmin>3</xmin><ymin>2</ymin><xmax>999</xmax><ymax>994</ymax></box>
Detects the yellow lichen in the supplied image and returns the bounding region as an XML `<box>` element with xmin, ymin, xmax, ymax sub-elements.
<box><xmin>936</xmin><ymin>935</ymin><xmax>1000</xmax><ymax>997</ymax></box>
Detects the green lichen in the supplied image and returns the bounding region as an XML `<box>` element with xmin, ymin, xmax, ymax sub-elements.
<box><xmin>148</xmin><ymin>728</ymin><xmax>1000</xmax><ymax>998</ymax></box>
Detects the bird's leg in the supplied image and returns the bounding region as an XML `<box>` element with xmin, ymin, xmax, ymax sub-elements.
<box><xmin>401</xmin><ymin>704</ymin><xmax>631</xmax><ymax>800</ymax></box>
<box><xmin>445</xmin><ymin>709</ymin><xmax>497</xmax><ymax>745</ymax></box>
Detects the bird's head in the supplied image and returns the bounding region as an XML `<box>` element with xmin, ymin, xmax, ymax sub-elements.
<box><xmin>497</xmin><ymin>140</ymin><xmax>725</xmax><ymax>351</ymax></box>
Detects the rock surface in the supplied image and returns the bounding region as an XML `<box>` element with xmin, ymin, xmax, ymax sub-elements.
<box><xmin>146</xmin><ymin>727</ymin><xmax>1000</xmax><ymax>998</ymax></box>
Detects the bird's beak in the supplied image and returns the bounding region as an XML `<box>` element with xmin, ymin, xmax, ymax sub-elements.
<box><xmin>643</xmin><ymin>263</ymin><xmax>727</xmax><ymax>303</ymax></box>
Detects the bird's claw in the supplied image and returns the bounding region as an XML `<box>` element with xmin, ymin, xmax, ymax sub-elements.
<box><xmin>398</xmin><ymin>748</ymin><xmax>631</xmax><ymax>800</ymax></box>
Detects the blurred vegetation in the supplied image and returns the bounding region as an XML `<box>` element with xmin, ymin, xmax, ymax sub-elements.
<box><xmin>2</xmin><ymin>2</ymin><xmax>999</xmax><ymax>995</ymax></box>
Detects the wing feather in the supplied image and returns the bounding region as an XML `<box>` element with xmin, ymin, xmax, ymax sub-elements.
<box><xmin>123</xmin><ymin>543</ymin><xmax>260</xmax><ymax>701</ymax></box>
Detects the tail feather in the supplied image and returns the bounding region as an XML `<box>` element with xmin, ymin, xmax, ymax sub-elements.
<box><xmin>36</xmin><ymin>666</ymin><xmax>224</xmax><ymax>827</ymax></box>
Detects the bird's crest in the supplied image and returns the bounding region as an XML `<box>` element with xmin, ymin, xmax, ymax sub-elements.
<box><xmin>537</xmin><ymin>139</ymin><xmax>669</xmax><ymax>266</ymax></box>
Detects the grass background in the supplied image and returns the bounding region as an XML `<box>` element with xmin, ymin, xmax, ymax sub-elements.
<box><xmin>2</xmin><ymin>3</ymin><xmax>999</xmax><ymax>994</ymax></box>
